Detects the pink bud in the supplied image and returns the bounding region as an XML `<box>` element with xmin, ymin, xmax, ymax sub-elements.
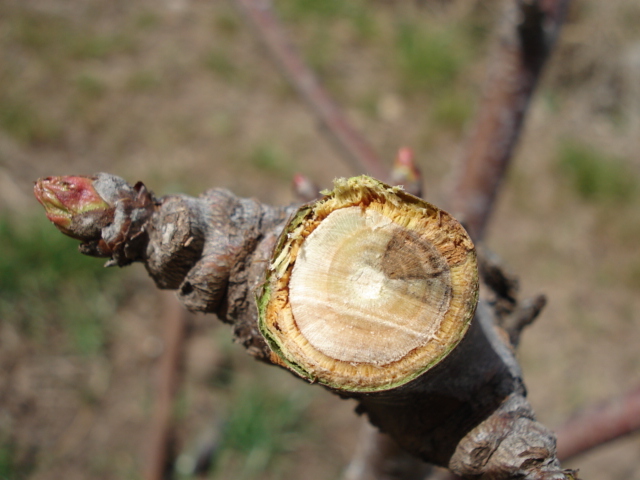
<box><xmin>292</xmin><ymin>173</ymin><xmax>320</xmax><ymax>202</ymax></box>
<box><xmin>34</xmin><ymin>175</ymin><xmax>111</xmax><ymax>239</ymax></box>
<box><xmin>391</xmin><ymin>147</ymin><xmax>422</xmax><ymax>197</ymax></box>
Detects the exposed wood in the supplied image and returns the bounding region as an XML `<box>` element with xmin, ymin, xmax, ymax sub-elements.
<box><xmin>259</xmin><ymin>177</ymin><xmax>477</xmax><ymax>392</ymax></box>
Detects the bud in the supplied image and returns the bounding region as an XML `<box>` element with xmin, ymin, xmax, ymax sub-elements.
<box><xmin>390</xmin><ymin>147</ymin><xmax>422</xmax><ymax>197</ymax></box>
<box><xmin>292</xmin><ymin>173</ymin><xmax>320</xmax><ymax>202</ymax></box>
<box><xmin>34</xmin><ymin>175</ymin><xmax>113</xmax><ymax>240</ymax></box>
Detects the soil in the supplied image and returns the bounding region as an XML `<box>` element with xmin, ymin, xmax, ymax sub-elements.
<box><xmin>1</xmin><ymin>0</ymin><xmax>639</xmax><ymax>479</ymax></box>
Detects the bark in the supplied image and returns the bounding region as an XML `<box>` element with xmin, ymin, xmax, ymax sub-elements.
<box><xmin>139</xmin><ymin>186</ymin><xmax>296</xmax><ymax>361</ymax></box>
<box><xmin>34</xmin><ymin>174</ymin><xmax>578</xmax><ymax>480</ymax></box>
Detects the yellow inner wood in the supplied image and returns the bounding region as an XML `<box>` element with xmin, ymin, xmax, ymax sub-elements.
<box><xmin>289</xmin><ymin>207</ymin><xmax>452</xmax><ymax>366</ymax></box>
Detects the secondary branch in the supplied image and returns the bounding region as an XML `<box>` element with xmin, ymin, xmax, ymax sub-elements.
<box><xmin>450</xmin><ymin>0</ymin><xmax>571</xmax><ymax>240</ymax></box>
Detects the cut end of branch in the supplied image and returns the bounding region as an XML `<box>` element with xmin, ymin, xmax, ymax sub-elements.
<box><xmin>258</xmin><ymin>176</ymin><xmax>478</xmax><ymax>392</ymax></box>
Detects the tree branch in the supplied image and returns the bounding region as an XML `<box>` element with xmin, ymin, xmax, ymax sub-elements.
<box><xmin>34</xmin><ymin>173</ymin><xmax>578</xmax><ymax>479</ymax></box>
<box><xmin>449</xmin><ymin>0</ymin><xmax>571</xmax><ymax>240</ymax></box>
<box><xmin>144</xmin><ymin>292</ymin><xmax>190</xmax><ymax>480</ymax></box>
<box><xmin>555</xmin><ymin>386</ymin><xmax>640</xmax><ymax>461</ymax></box>
<box><xmin>357</xmin><ymin>0</ymin><xmax>570</xmax><ymax>474</ymax></box>
<box><xmin>233</xmin><ymin>0</ymin><xmax>389</xmax><ymax>180</ymax></box>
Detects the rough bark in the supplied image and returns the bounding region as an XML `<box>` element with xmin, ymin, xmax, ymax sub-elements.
<box><xmin>34</xmin><ymin>174</ymin><xmax>578</xmax><ymax>480</ymax></box>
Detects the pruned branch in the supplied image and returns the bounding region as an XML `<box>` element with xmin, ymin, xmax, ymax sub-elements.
<box><xmin>233</xmin><ymin>0</ymin><xmax>389</xmax><ymax>180</ymax></box>
<box><xmin>450</xmin><ymin>0</ymin><xmax>571</xmax><ymax>240</ymax></box>
<box><xmin>34</xmin><ymin>173</ymin><xmax>577</xmax><ymax>480</ymax></box>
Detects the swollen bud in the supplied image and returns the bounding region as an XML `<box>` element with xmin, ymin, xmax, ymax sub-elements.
<box><xmin>34</xmin><ymin>175</ymin><xmax>113</xmax><ymax>240</ymax></box>
<box><xmin>390</xmin><ymin>147</ymin><xmax>422</xmax><ymax>197</ymax></box>
<box><xmin>292</xmin><ymin>173</ymin><xmax>320</xmax><ymax>202</ymax></box>
<box><xmin>35</xmin><ymin>173</ymin><xmax>155</xmax><ymax>265</ymax></box>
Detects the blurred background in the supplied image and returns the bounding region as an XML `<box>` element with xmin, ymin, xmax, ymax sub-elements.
<box><xmin>1</xmin><ymin>0</ymin><xmax>639</xmax><ymax>479</ymax></box>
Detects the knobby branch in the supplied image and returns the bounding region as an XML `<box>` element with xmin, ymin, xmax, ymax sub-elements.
<box><xmin>34</xmin><ymin>173</ymin><xmax>578</xmax><ymax>480</ymax></box>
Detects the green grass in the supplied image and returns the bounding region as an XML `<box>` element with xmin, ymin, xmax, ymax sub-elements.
<box><xmin>210</xmin><ymin>382</ymin><xmax>310</xmax><ymax>480</ymax></box>
<box><xmin>431</xmin><ymin>90</ymin><xmax>473</xmax><ymax>133</ymax></box>
<box><xmin>11</xmin><ymin>11</ymin><xmax>135</xmax><ymax>61</ymax></box>
<box><xmin>277</xmin><ymin>0</ymin><xmax>374</xmax><ymax>33</ymax></box>
<box><xmin>394</xmin><ymin>21</ymin><xmax>466</xmax><ymax>94</ymax></box>
<box><xmin>135</xmin><ymin>11</ymin><xmax>161</xmax><ymax>30</ymax></box>
<box><xmin>0</xmin><ymin>443</ymin><xmax>17</xmax><ymax>480</ymax></box>
<box><xmin>0</xmin><ymin>97</ymin><xmax>62</xmax><ymax>146</ymax></box>
<box><xmin>276</xmin><ymin>0</ymin><xmax>377</xmax><ymax>69</ymax></box>
<box><xmin>278</xmin><ymin>0</ymin><xmax>353</xmax><ymax>19</ymax></box>
<box><xmin>126</xmin><ymin>71</ymin><xmax>161</xmax><ymax>92</ymax></box>
<box><xmin>0</xmin><ymin>9</ymin><xmax>143</xmax><ymax>146</ymax></box>
<box><xmin>0</xmin><ymin>438</ymin><xmax>33</xmax><ymax>480</ymax></box>
<box><xmin>0</xmin><ymin>214</ymin><xmax>126</xmax><ymax>355</ymax></box>
<box><xmin>204</xmin><ymin>49</ymin><xmax>238</xmax><ymax>80</ymax></box>
<box><xmin>247</xmin><ymin>144</ymin><xmax>294</xmax><ymax>178</ymax></box>
<box><xmin>213</xmin><ymin>10</ymin><xmax>242</xmax><ymax>38</ymax></box>
<box><xmin>557</xmin><ymin>140</ymin><xmax>638</xmax><ymax>204</ymax></box>
<box><xmin>75</xmin><ymin>74</ymin><xmax>108</xmax><ymax>99</ymax></box>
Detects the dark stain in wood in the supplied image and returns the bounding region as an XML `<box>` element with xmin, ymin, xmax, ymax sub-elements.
<box><xmin>381</xmin><ymin>230</ymin><xmax>449</xmax><ymax>281</ymax></box>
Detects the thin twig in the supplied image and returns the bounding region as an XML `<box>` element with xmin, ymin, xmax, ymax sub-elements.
<box><xmin>233</xmin><ymin>0</ymin><xmax>389</xmax><ymax>180</ymax></box>
<box><xmin>144</xmin><ymin>291</ymin><xmax>190</xmax><ymax>480</ymax></box>
<box><xmin>449</xmin><ymin>0</ymin><xmax>571</xmax><ymax>240</ymax></box>
<box><xmin>555</xmin><ymin>386</ymin><xmax>640</xmax><ymax>461</ymax></box>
